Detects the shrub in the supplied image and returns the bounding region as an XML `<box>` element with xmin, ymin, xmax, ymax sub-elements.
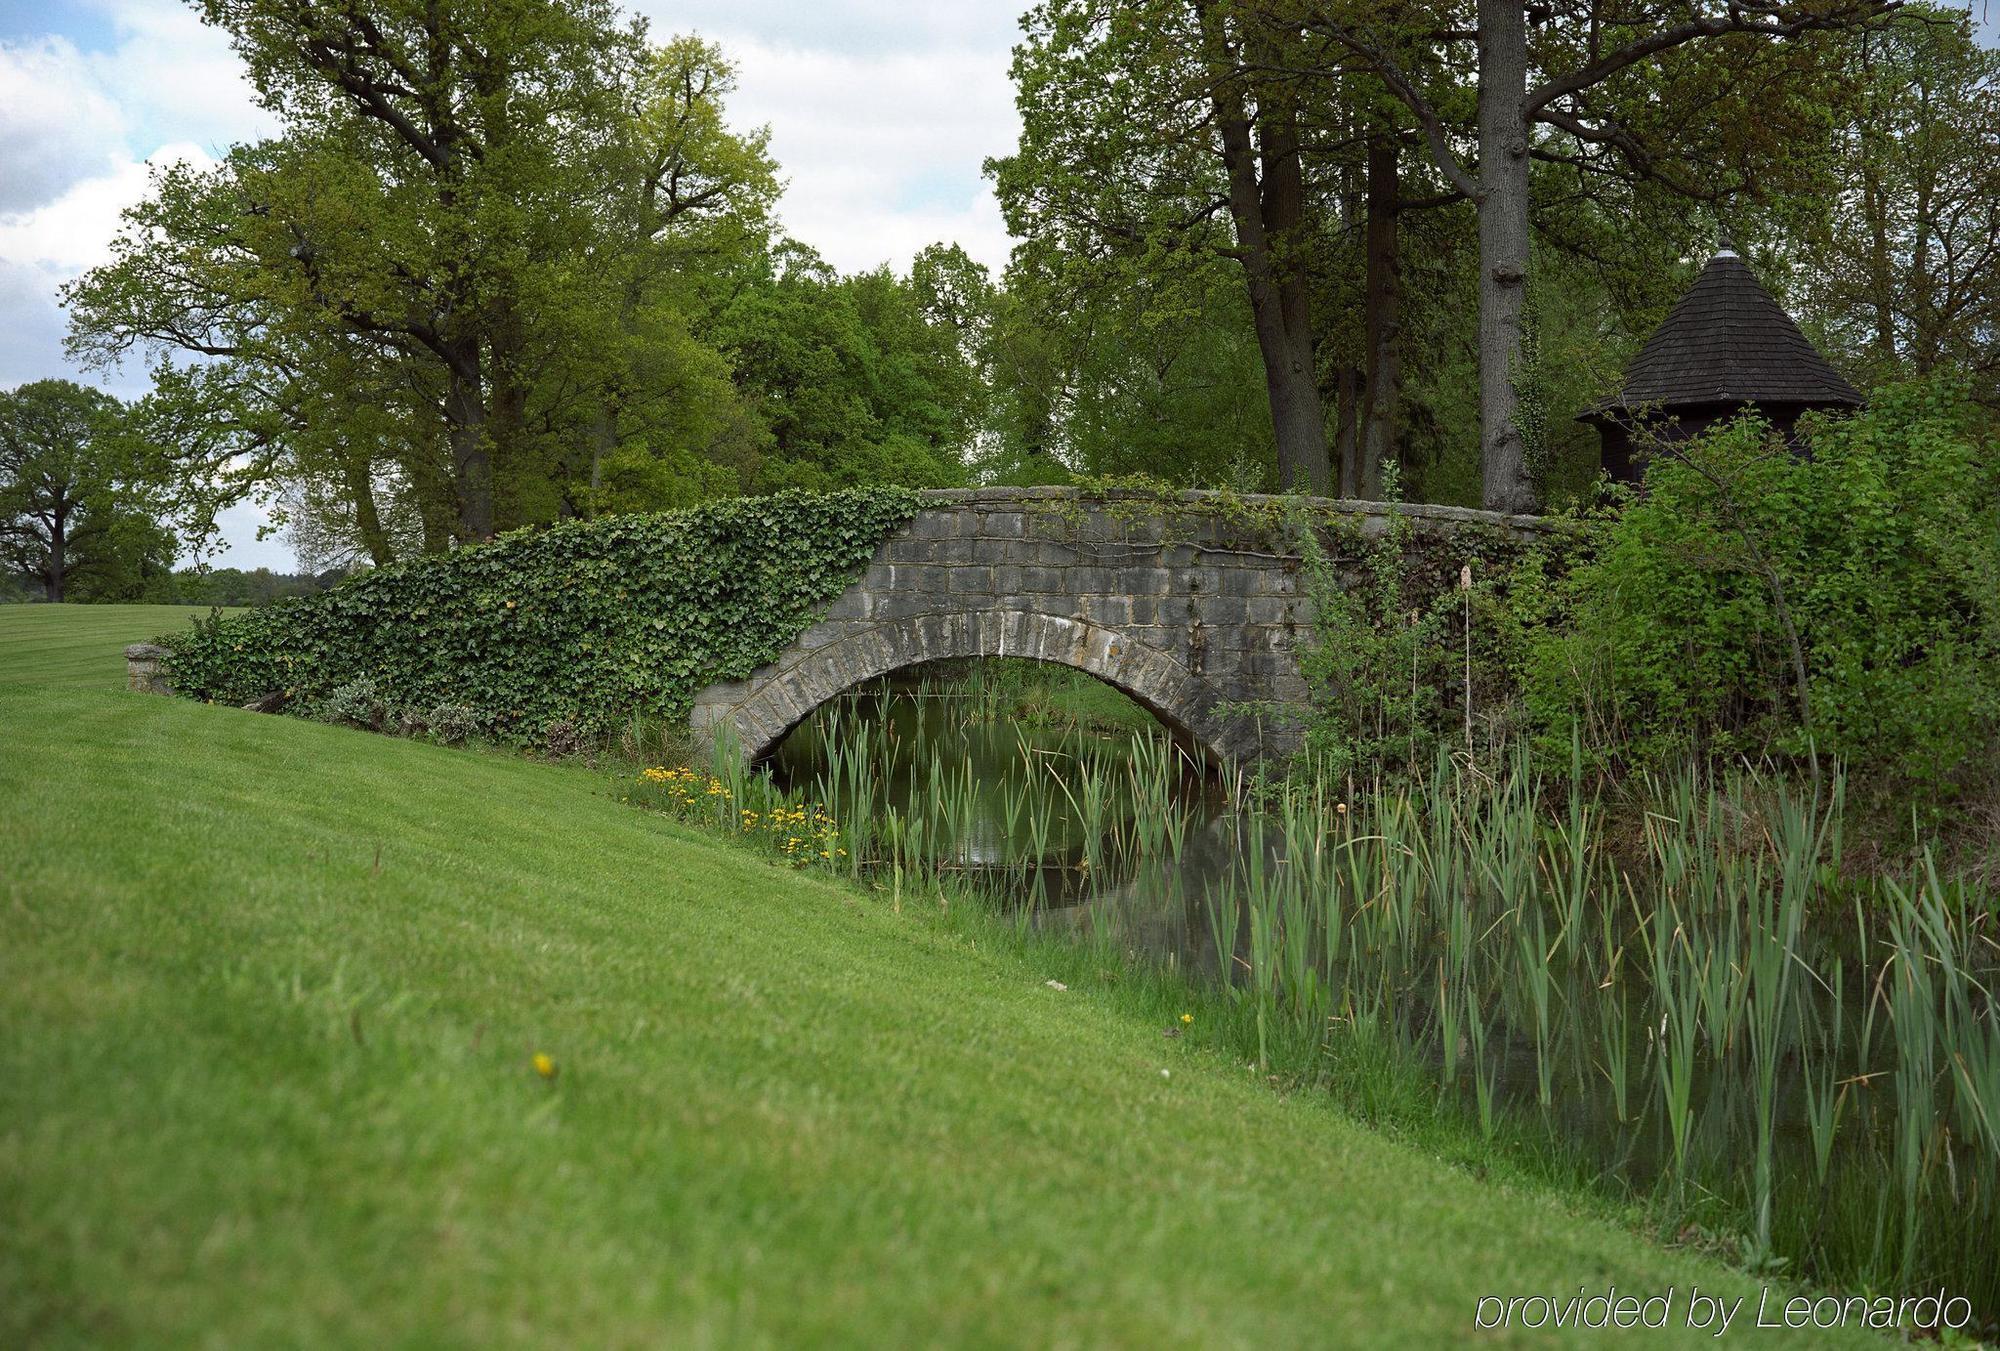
<box><xmin>1287</xmin><ymin>482</ymin><xmax>1562</xmax><ymax>783</ymax></box>
<box><xmin>1524</xmin><ymin>384</ymin><xmax>2000</xmax><ymax>797</ymax></box>
<box><xmin>314</xmin><ymin>677</ymin><xmax>388</xmax><ymax>731</ymax></box>
<box><xmin>542</xmin><ymin>717</ymin><xmax>591</xmax><ymax>759</ymax></box>
<box><xmin>158</xmin><ymin>489</ymin><xmax>922</xmax><ymax>743</ymax></box>
<box><xmin>423</xmin><ymin>703</ymin><xmax>481</xmax><ymax>746</ymax></box>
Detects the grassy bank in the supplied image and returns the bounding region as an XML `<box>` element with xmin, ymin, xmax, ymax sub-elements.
<box><xmin>0</xmin><ymin>604</ymin><xmax>1881</xmax><ymax>1346</ymax></box>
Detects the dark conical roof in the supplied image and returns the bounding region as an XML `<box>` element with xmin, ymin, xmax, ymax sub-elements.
<box><xmin>1594</xmin><ymin>249</ymin><xmax>1863</xmax><ymax>416</ymax></box>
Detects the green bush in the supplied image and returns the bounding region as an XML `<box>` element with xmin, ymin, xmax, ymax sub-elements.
<box><xmin>313</xmin><ymin>676</ymin><xmax>388</xmax><ymax>731</ymax></box>
<box><xmin>419</xmin><ymin>702</ymin><xmax>481</xmax><ymax>746</ymax></box>
<box><xmin>1286</xmin><ymin>484</ymin><xmax>1562</xmax><ymax>783</ymax></box>
<box><xmin>162</xmin><ymin>489</ymin><xmax>921</xmax><ymax>745</ymax></box>
<box><xmin>1523</xmin><ymin>385</ymin><xmax>2000</xmax><ymax>796</ymax></box>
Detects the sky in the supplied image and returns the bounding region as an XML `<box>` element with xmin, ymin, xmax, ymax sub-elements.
<box><xmin>1</xmin><ymin>1</ymin><xmax>1994</xmax><ymax>571</ymax></box>
<box><xmin>0</xmin><ymin>0</ymin><xmax>1026</xmax><ymax>570</ymax></box>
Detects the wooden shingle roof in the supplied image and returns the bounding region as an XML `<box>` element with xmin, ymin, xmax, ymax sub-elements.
<box><xmin>1595</xmin><ymin>249</ymin><xmax>1863</xmax><ymax>416</ymax></box>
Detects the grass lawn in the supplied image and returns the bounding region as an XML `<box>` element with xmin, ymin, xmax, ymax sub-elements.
<box><xmin>0</xmin><ymin>605</ymin><xmax>1875</xmax><ymax>1347</ymax></box>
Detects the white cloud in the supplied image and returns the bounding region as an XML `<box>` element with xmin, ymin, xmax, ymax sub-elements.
<box><xmin>0</xmin><ymin>143</ymin><xmax>213</xmax><ymax>273</ymax></box>
<box><xmin>719</xmin><ymin>37</ymin><xmax>1020</xmax><ymax>275</ymax></box>
<box><xmin>200</xmin><ymin>498</ymin><xmax>294</xmax><ymax>571</ymax></box>
<box><xmin>0</xmin><ymin>143</ymin><xmax>215</xmax><ymax>399</ymax></box>
<box><xmin>0</xmin><ymin>2</ymin><xmax>273</xmax><ymax>565</ymax></box>
<box><xmin>0</xmin><ymin>37</ymin><xmax>129</xmax><ymax>212</ymax></box>
<box><xmin>628</xmin><ymin>1</ymin><xmax>1023</xmax><ymax>57</ymax></box>
<box><xmin>79</xmin><ymin>0</ymin><xmax>275</xmax><ymax>155</ymax></box>
<box><xmin>0</xmin><ymin>257</ymin><xmax>78</xmax><ymax>391</ymax></box>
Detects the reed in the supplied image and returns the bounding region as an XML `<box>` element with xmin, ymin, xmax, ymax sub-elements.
<box><xmin>639</xmin><ymin>674</ymin><xmax>1999</xmax><ymax>1324</ymax></box>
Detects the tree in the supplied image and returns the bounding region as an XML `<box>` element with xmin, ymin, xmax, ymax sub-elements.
<box><xmin>65</xmin><ymin>1</ymin><xmax>778</xmax><ymax>553</ymax></box>
<box><xmin>990</xmin><ymin>0</ymin><xmax>1338</xmax><ymax>492</ymax></box>
<box><xmin>1801</xmin><ymin>7</ymin><xmax>2000</xmax><ymax>399</ymax></box>
<box><xmin>979</xmin><ymin>244</ymin><xmax>1281</xmax><ymax>485</ymax></box>
<box><xmin>0</xmin><ymin>380</ymin><xmax>167</xmax><ymax>602</ymax></box>
<box><xmin>187</xmin><ymin>0</ymin><xmax>638</xmax><ymax>541</ymax></box>
<box><xmin>1287</xmin><ymin>0</ymin><xmax>1898</xmax><ymax>510</ymax></box>
<box><xmin>711</xmin><ymin>243</ymin><xmax>984</xmax><ymax>492</ymax></box>
<box><xmin>573</xmin><ymin>34</ymin><xmax>781</xmax><ymax>516</ymax></box>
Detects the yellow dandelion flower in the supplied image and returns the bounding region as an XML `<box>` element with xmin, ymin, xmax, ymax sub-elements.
<box><xmin>532</xmin><ymin>1052</ymin><xmax>557</xmax><ymax>1079</ymax></box>
<box><xmin>1180</xmin><ymin>1013</ymin><xmax>1194</xmax><ymax>1025</ymax></box>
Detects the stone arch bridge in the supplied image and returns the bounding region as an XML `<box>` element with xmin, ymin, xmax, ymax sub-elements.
<box><xmin>691</xmin><ymin>488</ymin><xmax>1548</xmax><ymax>767</ymax></box>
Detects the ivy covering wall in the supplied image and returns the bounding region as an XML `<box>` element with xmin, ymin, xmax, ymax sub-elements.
<box><xmin>161</xmin><ymin>489</ymin><xmax>922</xmax><ymax>742</ymax></box>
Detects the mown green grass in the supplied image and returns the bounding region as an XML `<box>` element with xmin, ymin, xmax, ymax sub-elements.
<box><xmin>0</xmin><ymin>605</ymin><xmax>1877</xmax><ymax>1347</ymax></box>
<box><xmin>1040</xmin><ymin>667</ymin><xmax>1160</xmax><ymax>734</ymax></box>
<box><xmin>0</xmin><ymin>603</ymin><xmax>230</xmax><ymax>692</ymax></box>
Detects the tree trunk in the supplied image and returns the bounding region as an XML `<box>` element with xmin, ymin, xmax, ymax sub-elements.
<box><xmin>586</xmin><ymin>403</ymin><xmax>615</xmax><ymax>516</ymax></box>
<box><xmin>487</xmin><ymin>372</ymin><xmax>527</xmax><ymax>532</ymax></box>
<box><xmin>1361</xmin><ymin>136</ymin><xmax>1403</xmax><ymax>502</ymax></box>
<box><xmin>1476</xmin><ymin>0</ymin><xmax>1538</xmax><ymax>513</ymax></box>
<box><xmin>444</xmin><ymin>339</ymin><xmax>492</xmax><ymax>543</ymax></box>
<box><xmin>344</xmin><ymin>455</ymin><xmax>393</xmax><ymax>567</ymax></box>
<box><xmin>1261</xmin><ymin>103</ymin><xmax>1332</xmax><ymax>494</ymax></box>
<box><xmin>46</xmin><ymin>500</ymin><xmax>66</xmax><ymax>603</ymax></box>
<box><xmin>1857</xmin><ymin>35</ymin><xmax>1899</xmax><ymax>364</ymax></box>
<box><xmin>1863</xmin><ymin>163</ymin><xmax>1897</xmax><ymax>361</ymax></box>
<box><xmin>484</xmin><ymin>309</ymin><xmax>528</xmax><ymax>533</ymax></box>
<box><xmin>1910</xmin><ymin>78</ymin><xmax>1938</xmax><ymax>374</ymax></box>
<box><xmin>1334</xmin><ymin>364</ymin><xmax>1362</xmax><ymax>496</ymax></box>
<box><xmin>1201</xmin><ymin>4</ymin><xmax>1333</xmax><ymax>493</ymax></box>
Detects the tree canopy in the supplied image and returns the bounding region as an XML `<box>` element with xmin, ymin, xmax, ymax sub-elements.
<box><xmin>0</xmin><ymin>380</ymin><xmax>175</xmax><ymax>603</ymax></box>
<box><xmin>63</xmin><ymin>0</ymin><xmax>987</xmax><ymax>569</ymax></box>
<box><xmin>45</xmin><ymin>0</ymin><xmax>2000</xmax><ymax>568</ymax></box>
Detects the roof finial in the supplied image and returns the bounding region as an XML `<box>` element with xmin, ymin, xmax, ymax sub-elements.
<box><xmin>1716</xmin><ymin>227</ymin><xmax>1738</xmax><ymax>259</ymax></box>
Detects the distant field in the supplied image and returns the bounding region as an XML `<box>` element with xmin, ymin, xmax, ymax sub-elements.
<box><xmin>0</xmin><ymin>605</ymin><xmax>1868</xmax><ymax>1347</ymax></box>
<box><xmin>0</xmin><ymin>603</ymin><xmax>236</xmax><ymax>692</ymax></box>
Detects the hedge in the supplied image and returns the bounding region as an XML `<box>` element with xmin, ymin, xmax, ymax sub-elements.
<box><xmin>162</xmin><ymin>488</ymin><xmax>922</xmax><ymax>743</ymax></box>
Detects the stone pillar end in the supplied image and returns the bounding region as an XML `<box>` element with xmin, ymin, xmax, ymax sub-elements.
<box><xmin>125</xmin><ymin>643</ymin><xmax>172</xmax><ymax>695</ymax></box>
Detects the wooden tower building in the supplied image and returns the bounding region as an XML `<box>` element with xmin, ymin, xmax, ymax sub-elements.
<box><xmin>1583</xmin><ymin>243</ymin><xmax>1863</xmax><ymax>482</ymax></box>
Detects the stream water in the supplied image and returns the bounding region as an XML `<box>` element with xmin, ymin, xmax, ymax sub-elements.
<box><xmin>773</xmin><ymin>680</ymin><xmax>1223</xmax><ymax>907</ymax></box>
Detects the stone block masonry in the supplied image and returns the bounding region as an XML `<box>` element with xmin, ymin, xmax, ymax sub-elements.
<box><xmin>125</xmin><ymin>644</ymin><xmax>172</xmax><ymax>695</ymax></box>
<box><xmin>692</xmin><ymin>487</ymin><xmax>1550</xmax><ymax>767</ymax></box>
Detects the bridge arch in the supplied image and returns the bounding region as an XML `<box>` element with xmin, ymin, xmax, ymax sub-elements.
<box><xmin>686</xmin><ymin>486</ymin><xmax>1552</xmax><ymax>769</ymax></box>
<box><xmin>691</xmin><ymin>610</ymin><xmax>1251</xmax><ymax>766</ymax></box>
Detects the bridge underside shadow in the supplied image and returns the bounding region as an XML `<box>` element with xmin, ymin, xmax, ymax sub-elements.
<box><xmin>690</xmin><ymin>610</ymin><xmax>1270</xmax><ymax>766</ymax></box>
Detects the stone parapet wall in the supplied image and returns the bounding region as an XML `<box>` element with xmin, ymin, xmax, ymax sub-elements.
<box><xmin>693</xmin><ymin>488</ymin><xmax>1548</xmax><ymax>765</ymax></box>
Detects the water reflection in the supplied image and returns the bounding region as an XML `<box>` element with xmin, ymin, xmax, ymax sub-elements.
<box><xmin>771</xmin><ymin>675</ymin><xmax>1227</xmax><ymax>907</ymax></box>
